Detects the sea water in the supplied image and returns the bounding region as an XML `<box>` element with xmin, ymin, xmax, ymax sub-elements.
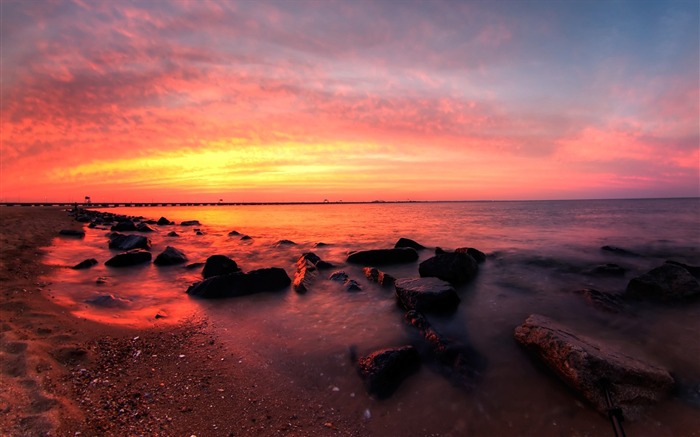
<box><xmin>44</xmin><ymin>198</ymin><xmax>700</xmax><ymax>436</ymax></box>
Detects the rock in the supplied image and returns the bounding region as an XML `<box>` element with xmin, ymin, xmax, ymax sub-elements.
<box><xmin>347</xmin><ymin>248</ymin><xmax>418</xmax><ymax>265</ymax></box>
<box><xmin>329</xmin><ymin>271</ymin><xmax>349</xmax><ymax>282</ymax></box>
<box><xmin>202</xmin><ymin>255</ymin><xmax>240</xmax><ymax>278</ymax></box>
<box><xmin>59</xmin><ymin>229</ymin><xmax>85</xmax><ymax>237</ymax></box>
<box><xmin>185</xmin><ymin>262</ymin><xmax>205</xmax><ymax>270</ymax></box>
<box><xmin>154</xmin><ymin>246</ymin><xmax>188</xmax><ymax>266</ymax></box>
<box><xmin>195</xmin><ymin>231</ymin><xmax>204</xmax><ymax>235</ymax></box>
<box><xmin>166</xmin><ymin>231</ymin><xmax>179</xmax><ymax>237</ymax></box>
<box><xmin>395</xmin><ymin>277</ymin><xmax>460</xmax><ymax>312</ymax></box>
<box><xmin>666</xmin><ymin>260</ymin><xmax>700</xmax><ymax>277</ymax></box>
<box><xmin>85</xmin><ymin>294</ymin><xmax>130</xmax><ymax>308</ymax></box>
<box><xmin>157</xmin><ymin>217</ymin><xmax>172</xmax><ymax>226</ymax></box>
<box><xmin>625</xmin><ymin>263</ymin><xmax>700</xmax><ymax>301</ymax></box>
<box><xmin>136</xmin><ymin>223</ymin><xmax>156</xmax><ymax>232</ymax></box>
<box><xmin>573</xmin><ymin>288</ymin><xmax>627</xmax><ymax>314</ymax></box>
<box><xmin>404</xmin><ymin>310</ymin><xmax>483</xmax><ymax>390</ymax></box>
<box><xmin>345</xmin><ymin>279</ymin><xmax>362</xmax><ymax>291</ymax></box>
<box><xmin>602</xmin><ymin>245</ymin><xmax>640</xmax><ymax>257</ymax></box>
<box><xmin>186</xmin><ymin>267</ymin><xmax>291</xmax><ymax>298</ymax></box>
<box><xmin>514</xmin><ymin>314</ymin><xmax>674</xmax><ymax>419</ymax></box>
<box><xmin>105</xmin><ymin>249</ymin><xmax>152</xmax><ymax>267</ymax></box>
<box><xmin>356</xmin><ymin>346</ymin><xmax>420</xmax><ymax>398</ymax></box>
<box><xmin>435</xmin><ymin>247</ymin><xmax>447</xmax><ymax>255</ymax></box>
<box><xmin>240</xmin><ymin>235</ymin><xmax>252</xmax><ymax>241</ymax></box>
<box><xmin>274</xmin><ymin>239</ymin><xmax>297</xmax><ymax>246</ymax></box>
<box><xmin>456</xmin><ymin>247</ymin><xmax>486</xmax><ymax>263</ymax></box>
<box><xmin>228</xmin><ymin>230</ymin><xmax>241</xmax><ymax>236</ymax></box>
<box><xmin>111</xmin><ymin>220</ymin><xmax>137</xmax><ymax>232</ymax></box>
<box><xmin>363</xmin><ymin>267</ymin><xmax>396</xmax><ymax>287</ymax></box>
<box><xmin>72</xmin><ymin>258</ymin><xmax>98</xmax><ymax>269</ymax></box>
<box><xmin>181</xmin><ymin>220</ymin><xmax>201</xmax><ymax>226</ymax></box>
<box><xmin>585</xmin><ymin>263</ymin><xmax>627</xmax><ymax>277</ymax></box>
<box><xmin>315</xmin><ymin>242</ymin><xmax>330</xmax><ymax>247</ymax></box>
<box><xmin>419</xmin><ymin>252</ymin><xmax>478</xmax><ymax>284</ymax></box>
<box><xmin>108</xmin><ymin>234</ymin><xmax>151</xmax><ymax>251</ymax></box>
<box><xmin>293</xmin><ymin>263</ymin><xmax>316</xmax><ymax>293</ymax></box>
<box><xmin>395</xmin><ymin>238</ymin><xmax>425</xmax><ymax>250</ymax></box>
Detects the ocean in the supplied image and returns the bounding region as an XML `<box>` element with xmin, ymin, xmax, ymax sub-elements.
<box><xmin>44</xmin><ymin>198</ymin><xmax>700</xmax><ymax>435</ymax></box>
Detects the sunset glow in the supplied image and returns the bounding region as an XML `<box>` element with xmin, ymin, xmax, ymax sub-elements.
<box><xmin>1</xmin><ymin>0</ymin><xmax>698</xmax><ymax>202</ymax></box>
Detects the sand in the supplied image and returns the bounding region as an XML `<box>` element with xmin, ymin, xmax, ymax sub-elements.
<box><xmin>0</xmin><ymin>207</ymin><xmax>364</xmax><ymax>436</ymax></box>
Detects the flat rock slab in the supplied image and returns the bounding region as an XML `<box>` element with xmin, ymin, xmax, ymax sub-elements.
<box><xmin>395</xmin><ymin>277</ymin><xmax>460</xmax><ymax>312</ymax></box>
<box><xmin>514</xmin><ymin>314</ymin><xmax>674</xmax><ymax>420</ymax></box>
<box><xmin>357</xmin><ymin>345</ymin><xmax>420</xmax><ymax>399</ymax></box>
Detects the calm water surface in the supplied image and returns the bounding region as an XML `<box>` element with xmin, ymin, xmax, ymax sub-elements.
<box><xmin>44</xmin><ymin>199</ymin><xmax>700</xmax><ymax>436</ymax></box>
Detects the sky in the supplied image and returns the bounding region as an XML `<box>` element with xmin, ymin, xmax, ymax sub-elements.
<box><xmin>1</xmin><ymin>0</ymin><xmax>698</xmax><ymax>203</ymax></box>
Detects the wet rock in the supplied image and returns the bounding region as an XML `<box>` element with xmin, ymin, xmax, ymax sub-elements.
<box><xmin>105</xmin><ymin>249</ymin><xmax>152</xmax><ymax>267</ymax></box>
<box><xmin>240</xmin><ymin>235</ymin><xmax>252</xmax><ymax>241</ymax></box>
<box><xmin>111</xmin><ymin>220</ymin><xmax>137</xmax><ymax>232</ymax></box>
<box><xmin>154</xmin><ymin>246</ymin><xmax>188</xmax><ymax>266</ymax></box>
<box><xmin>456</xmin><ymin>247</ymin><xmax>486</xmax><ymax>264</ymax></box>
<box><xmin>185</xmin><ymin>262</ymin><xmax>205</xmax><ymax>270</ymax></box>
<box><xmin>585</xmin><ymin>263</ymin><xmax>627</xmax><ymax>277</ymax></box>
<box><xmin>136</xmin><ymin>223</ymin><xmax>156</xmax><ymax>232</ymax></box>
<box><xmin>347</xmin><ymin>248</ymin><xmax>418</xmax><ymax>265</ymax></box>
<box><xmin>166</xmin><ymin>231</ymin><xmax>179</xmax><ymax>237</ymax></box>
<box><xmin>186</xmin><ymin>267</ymin><xmax>291</xmax><ymax>298</ymax></box>
<box><xmin>157</xmin><ymin>217</ymin><xmax>173</xmax><ymax>226</ymax></box>
<box><xmin>85</xmin><ymin>294</ymin><xmax>130</xmax><ymax>308</ymax></box>
<box><xmin>274</xmin><ymin>239</ymin><xmax>297</xmax><ymax>246</ymax></box>
<box><xmin>404</xmin><ymin>310</ymin><xmax>483</xmax><ymax>390</ymax></box>
<box><xmin>666</xmin><ymin>260</ymin><xmax>700</xmax><ymax>277</ymax></box>
<box><xmin>625</xmin><ymin>263</ymin><xmax>700</xmax><ymax>301</ymax></box>
<box><xmin>356</xmin><ymin>346</ymin><xmax>420</xmax><ymax>399</ymax></box>
<box><xmin>573</xmin><ymin>288</ymin><xmax>627</xmax><ymax>314</ymax></box>
<box><xmin>202</xmin><ymin>255</ymin><xmax>240</xmax><ymax>278</ymax></box>
<box><xmin>72</xmin><ymin>258</ymin><xmax>98</xmax><ymax>269</ymax></box>
<box><xmin>293</xmin><ymin>263</ymin><xmax>316</xmax><ymax>293</ymax></box>
<box><xmin>329</xmin><ymin>271</ymin><xmax>349</xmax><ymax>282</ymax></box>
<box><xmin>514</xmin><ymin>314</ymin><xmax>674</xmax><ymax>419</ymax></box>
<box><xmin>345</xmin><ymin>279</ymin><xmax>362</xmax><ymax>292</ymax></box>
<box><xmin>602</xmin><ymin>245</ymin><xmax>640</xmax><ymax>257</ymax></box>
<box><xmin>419</xmin><ymin>252</ymin><xmax>478</xmax><ymax>284</ymax></box>
<box><xmin>108</xmin><ymin>234</ymin><xmax>151</xmax><ymax>251</ymax></box>
<box><xmin>395</xmin><ymin>238</ymin><xmax>425</xmax><ymax>250</ymax></box>
<box><xmin>315</xmin><ymin>242</ymin><xmax>330</xmax><ymax>247</ymax></box>
<box><xmin>363</xmin><ymin>267</ymin><xmax>396</xmax><ymax>287</ymax></box>
<box><xmin>228</xmin><ymin>230</ymin><xmax>241</xmax><ymax>236</ymax></box>
<box><xmin>395</xmin><ymin>277</ymin><xmax>460</xmax><ymax>312</ymax></box>
<box><xmin>59</xmin><ymin>229</ymin><xmax>85</xmax><ymax>237</ymax></box>
<box><xmin>181</xmin><ymin>220</ymin><xmax>201</xmax><ymax>226</ymax></box>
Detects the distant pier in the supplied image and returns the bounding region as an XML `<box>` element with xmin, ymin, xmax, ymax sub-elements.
<box><xmin>0</xmin><ymin>200</ymin><xmax>421</xmax><ymax>208</ymax></box>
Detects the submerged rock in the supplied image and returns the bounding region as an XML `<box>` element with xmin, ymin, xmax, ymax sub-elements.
<box><xmin>154</xmin><ymin>246</ymin><xmax>188</xmax><ymax>266</ymax></box>
<box><xmin>625</xmin><ymin>263</ymin><xmax>700</xmax><ymax>301</ymax></box>
<box><xmin>395</xmin><ymin>238</ymin><xmax>425</xmax><ymax>250</ymax></box>
<box><xmin>363</xmin><ymin>267</ymin><xmax>396</xmax><ymax>287</ymax></box>
<box><xmin>111</xmin><ymin>221</ymin><xmax>137</xmax><ymax>232</ymax></box>
<box><xmin>347</xmin><ymin>248</ymin><xmax>418</xmax><ymax>265</ymax></box>
<box><xmin>356</xmin><ymin>346</ymin><xmax>420</xmax><ymax>399</ymax></box>
<box><xmin>108</xmin><ymin>234</ymin><xmax>151</xmax><ymax>251</ymax></box>
<box><xmin>72</xmin><ymin>258</ymin><xmax>98</xmax><ymax>270</ymax></box>
<box><xmin>186</xmin><ymin>267</ymin><xmax>291</xmax><ymax>298</ymax></box>
<box><xmin>574</xmin><ymin>288</ymin><xmax>627</xmax><ymax>314</ymax></box>
<box><xmin>329</xmin><ymin>271</ymin><xmax>349</xmax><ymax>282</ymax></box>
<box><xmin>202</xmin><ymin>255</ymin><xmax>240</xmax><ymax>278</ymax></box>
<box><xmin>419</xmin><ymin>252</ymin><xmax>478</xmax><ymax>284</ymax></box>
<box><xmin>85</xmin><ymin>294</ymin><xmax>130</xmax><ymax>308</ymax></box>
<box><xmin>166</xmin><ymin>231</ymin><xmax>179</xmax><ymax>237</ymax></box>
<box><xmin>136</xmin><ymin>223</ymin><xmax>156</xmax><ymax>232</ymax></box>
<box><xmin>395</xmin><ymin>277</ymin><xmax>460</xmax><ymax>312</ymax></box>
<box><xmin>514</xmin><ymin>314</ymin><xmax>674</xmax><ymax>419</ymax></box>
<box><xmin>602</xmin><ymin>245</ymin><xmax>640</xmax><ymax>257</ymax></box>
<box><xmin>181</xmin><ymin>220</ymin><xmax>201</xmax><ymax>226</ymax></box>
<box><xmin>105</xmin><ymin>249</ymin><xmax>152</xmax><ymax>267</ymax></box>
<box><xmin>228</xmin><ymin>230</ymin><xmax>241</xmax><ymax>236</ymax></box>
<box><xmin>585</xmin><ymin>263</ymin><xmax>627</xmax><ymax>277</ymax></box>
<box><xmin>274</xmin><ymin>239</ymin><xmax>297</xmax><ymax>247</ymax></box>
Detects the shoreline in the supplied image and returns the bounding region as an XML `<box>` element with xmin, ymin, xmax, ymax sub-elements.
<box><xmin>0</xmin><ymin>207</ymin><xmax>363</xmax><ymax>436</ymax></box>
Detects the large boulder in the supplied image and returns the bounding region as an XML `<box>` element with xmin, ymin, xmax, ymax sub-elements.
<box><xmin>347</xmin><ymin>248</ymin><xmax>418</xmax><ymax>265</ymax></box>
<box><xmin>356</xmin><ymin>346</ymin><xmax>420</xmax><ymax>399</ymax></box>
<box><xmin>202</xmin><ymin>255</ymin><xmax>240</xmax><ymax>278</ymax></box>
<box><xmin>625</xmin><ymin>263</ymin><xmax>700</xmax><ymax>301</ymax></box>
<box><xmin>514</xmin><ymin>314</ymin><xmax>674</xmax><ymax>419</ymax></box>
<box><xmin>108</xmin><ymin>234</ymin><xmax>151</xmax><ymax>251</ymax></box>
<box><xmin>395</xmin><ymin>277</ymin><xmax>460</xmax><ymax>312</ymax></box>
<box><xmin>418</xmin><ymin>252</ymin><xmax>478</xmax><ymax>284</ymax></box>
<box><xmin>395</xmin><ymin>238</ymin><xmax>425</xmax><ymax>250</ymax></box>
<box><xmin>186</xmin><ymin>267</ymin><xmax>291</xmax><ymax>298</ymax></box>
<box><xmin>154</xmin><ymin>246</ymin><xmax>188</xmax><ymax>266</ymax></box>
<box><xmin>105</xmin><ymin>249</ymin><xmax>152</xmax><ymax>267</ymax></box>
<box><xmin>157</xmin><ymin>217</ymin><xmax>173</xmax><ymax>226</ymax></box>
<box><xmin>111</xmin><ymin>220</ymin><xmax>137</xmax><ymax>232</ymax></box>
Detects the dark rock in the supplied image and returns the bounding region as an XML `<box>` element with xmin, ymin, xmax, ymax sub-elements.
<box><xmin>573</xmin><ymin>288</ymin><xmax>627</xmax><ymax>314</ymax></box>
<box><xmin>85</xmin><ymin>294</ymin><xmax>130</xmax><ymax>308</ymax></box>
<box><xmin>186</xmin><ymin>267</ymin><xmax>291</xmax><ymax>298</ymax></box>
<box><xmin>356</xmin><ymin>346</ymin><xmax>420</xmax><ymax>399</ymax></box>
<box><xmin>602</xmin><ymin>245</ymin><xmax>640</xmax><ymax>257</ymax></box>
<box><xmin>395</xmin><ymin>238</ymin><xmax>425</xmax><ymax>250</ymax></box>
<box><xmin>625</xmin><ymin>263</ymin><xmax>700</xmax><ymax>301</ymax></box>
<box><xmin>185</xmin><ymin>262</ymin><xmax>205</xmax><ymax>270</ymax></box>
<box><xmin>154</xmin><ymin>246</ymin><xmax>188</xmax><ymax>266</ymax></box>
<box><xmin>435</xmin><ymin>247</ymin><xmax>447</xmax><ymax>255</ymax></box>
<box><xmin>314</xmin><ymin>242</ymin><xmax>330</xmax><ymax>247</ymax></box>
<box><xmin>315</xmin><ymin>260</ymin><xmax>334</xmax><ymax>270</ymax></box>
<box><xmin>228</xmin><ymin>230</ymin><xmax>241</xmax><ymax>236</ymax></box>
<box><xmin>136</xmin><ymin>223</ymin><xmax>156</xmax><ymax>232</ymax></box>
<box><xmin>195</xmin><ymin>231</ymin><xmax>204</xmax><ymax>235</ymax></box>
<box><xmin>111</xmin><ymin>220</ymin><xmax>137</xmax><ymax>232</ymax></box>
<box><xmin>514</xmin><ymin>314</ymin><xmax>674</xmax><ymax>420</ymax></box>
<box><xmin>456</xmin><ymin>247</ymin><xmax>486</xmax><ymax>263</ymax></box>
<box><xmin>202</xmin><ymin>255</ymin><xmax>240</xmax><ymax>279</ymax></box>
<box><xmin>395</xmin><ymin>277</ymin><xmax>460</xmax><ymax>312</ymax></box>
<box><xmin>363</xmin><ymin>267</ymin><xmax>396</xmax><ymax>287</ymax></box>
<box><xmin>329</xmin><ymin>271</ymin><xmax>349</xmax><ymax>282</ymax></box>
<box><xmin>105</xmin><ymin>249</ymin><xmax>152</xmax><ymax>267</ymax></box>
<box><xmin>585</xmin><ymin>263</ymin><xmax>627</xmax><ymax>277</ymax></box>
<box><xmin>181</xmin><ymin>220</ymin><xmax>201</xmax><ymax>226</ymax></box>
<box><xmin>108</xmin><ymin>233</ymin><xmax>151</xmax><ymax>251</ymax></box>
<box><xmin>166</xmin><ymin>231</ymin><xmax>179</xmax><ymax>237</ymax></box>
<box><xmin>157</xmin><ymin>217</ymin><xmax>172</xmax><ymax>226</ymax></box>
<box><xmin>72</xmin><ymin>258</ymin><xmax>98</xmax><ymax>270</ymax></box>
<box><xmin>419</xmin><ymin>252</ymin><xmax>478</xmax><ymax>284</ymax></box>
<box><xmin>95</xmin><ymin>277</ymin><xmax>109</xmax><ymax>285</ymax></box>
<box><xmin>347</xmin><ymin>248</ymin><xmax>418</xmax><ymax>265</ymax></box>
<box><xmin>274</xmin><ymin>239</ymin><xmax>297</xmax><ymax>246</ymax></box>
<box><xmin>59</xmin><ymin>229</ymin><xmax>85</xmax><ymax>237</ymax></box>
<box><xmin>240</xmin><ymin>235</ymin><xmax>252</xmax><ymax>241</ymax></box>
<box><xmin>666</xmin><ymin>260</ymin><xmax>700</xmax><ymax>277</ymax></box>
<box><xmin>345</xmin><ymin>279</ymin><xmax>362</xmax><ymax>291</ymax></box>
<box><xmin>404</xmin><ymin>310</ymin><xmax>483</xmax><ymax>390</ymax></box>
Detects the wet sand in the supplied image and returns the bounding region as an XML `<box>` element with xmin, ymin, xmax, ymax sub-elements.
<box><xmin>0</xmin><ymin>207</ymin><xmax>364</xmax><ymax>436</ymax></box>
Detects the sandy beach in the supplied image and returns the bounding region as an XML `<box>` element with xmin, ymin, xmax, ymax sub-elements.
<box><xmin>0</xmin><ymin>207</ymin><xmax>365</xmax><ymax>436</ymax></box>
